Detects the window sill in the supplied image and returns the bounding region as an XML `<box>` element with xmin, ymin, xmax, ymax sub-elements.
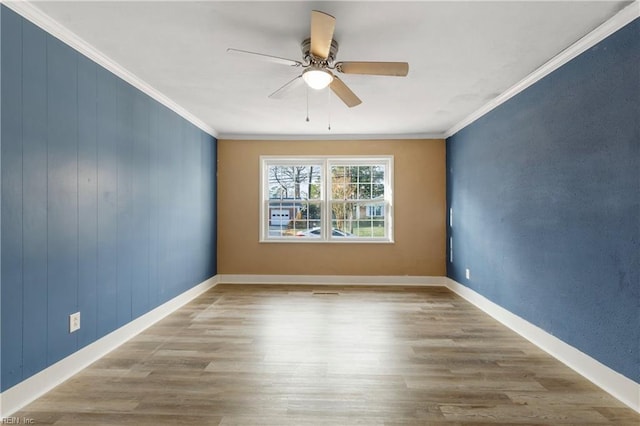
<box><xmin>259</xmin><ymin>238</ymin><xmax>395</xmax><ymax>244</ymax></box>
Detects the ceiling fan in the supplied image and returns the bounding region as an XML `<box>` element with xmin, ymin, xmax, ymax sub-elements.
<box><xmin>227</xmin><ymin>10</ymin><xmax>409</xmax><ymax>108</ymax></box>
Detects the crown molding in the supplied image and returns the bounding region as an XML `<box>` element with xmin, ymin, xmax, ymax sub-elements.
<box><xmin>445</xmin><ymin>1</ymin><xmax>640</xmax><ymax>139</ymax></box>
<box><xmin>3</xmin><ymin>1</ymin><xmax>636</xmax><ymax>146</ymax></box>
<box><xmin>1</xmin><ymin>0</ymin><xmax>219</xmax><ymax>139</ymax></box>
<box><xmin>218</xmin><ymin>132</ymin><xmax>446</xmax><ymax>141</ymax></box>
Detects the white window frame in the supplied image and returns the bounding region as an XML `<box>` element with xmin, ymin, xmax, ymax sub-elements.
<box><xmin>260</xmin><ymin>155</ymin><xmax>394</xmax><ymax>243</ymax></box>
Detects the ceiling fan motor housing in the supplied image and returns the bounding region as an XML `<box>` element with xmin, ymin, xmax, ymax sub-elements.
<box><xmin>301</xmin><ymin>37</ymin><xmax>339</xmax><ymax>66</ymax></box>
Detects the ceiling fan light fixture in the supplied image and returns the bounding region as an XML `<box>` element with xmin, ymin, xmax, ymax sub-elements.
<box><xmin>302</xmin><ymin>67</ymin><xmax>334</xmax><ymax>90</ymax></box>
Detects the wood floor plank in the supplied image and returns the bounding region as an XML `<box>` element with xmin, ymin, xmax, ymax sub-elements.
<box><xmin>12</xmin><ymin>285</ymin><xmax>639</xmax><ymax>425</ymax></box>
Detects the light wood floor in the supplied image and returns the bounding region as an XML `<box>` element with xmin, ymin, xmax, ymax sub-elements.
<box><xmin>14</xmin><ymin>285</ymin><xmax>639</xmax><ymax>425</ymax></box>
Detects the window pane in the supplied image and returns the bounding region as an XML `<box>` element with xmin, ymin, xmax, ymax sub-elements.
<box><xmin>300</xmin><ymin>202</ymin><xmax>322</xmax><ymax>220</ymax></box>
<box><xmin>331</xmin><ymin>166</ymin><xmax>346</xmax><ymax>184</ymax></box>
<box><xmin>352</xmin><ymin>219</ymin><xmax>386</xmax><ymax>238</ymax></box>
<box><xmin>267</xmin><ymin>200</ymin><xmax>322</xmax><ymax>238</ymax></box>
<box><xmin>268</xmin><ymin>165</ymin><xmax>322</xmax><ymax>200</ymax></box>
<box><xmin>358</xmin><ymin>166</ymin><xmax>371</xmax><ymax>183</ymax></box>
<box><xmin>358</xmin><ymin>183</ymin><xmax>372</xmax><ymax>200</ymax></box>
<box><xmin>292</xmin><ymin>201</ymin><xmax>322</xmax><ymax>238</ymax></box>
<box><xmin>365</xmin><ymin>203</ymin><xmax>385</xmax><ymax>217</ymax></box>
<box><xmin>372</xmin><ymin>183</ymin><xmax>384</xmax><ymax>198</ymax></box>
<box><xmin>331</xmin><ymin>202</ymin><xmax>358</xmax><ymax>235</ymax></box>
<box><xmin>347</xmin><ymin>166</ymin><xmax>358</xmax><ymax>182</ymax></box>
<box><xmin>308</xmin><ymin>182</ymin><xmax>321</xmax><ymax>200</ymax></box>
<box><xmin>332</xmin><ymin>183</ymin><xmax>345</xmax><ymax>200</ymax></box>
<box><xmin>333</xmin><ymin>165</ymin><xmax>358</xmax><ymax>186</ymax></box>
<box><xmin>331</xmin><ymin>164</ymin><xmax>385</xmax><ymax>201</ymax></box>
<box><xmin>372</xmin><ymin>165</ymin><xmax>385</xmax><ymax>183</ymax></box>
<box><xmin>346</xmin><ymin>183</ymin><xmax>358</xmax><ymax>199</ymax></box>
<box><xmin>331</xmin><ymin>201</ymin><xmax>388</xmax><ymax>238</ymax></box>
<box><xmin>352</xmin><ymin>220</ymin><xmax>372</xmax><ymax>237</ymax></box>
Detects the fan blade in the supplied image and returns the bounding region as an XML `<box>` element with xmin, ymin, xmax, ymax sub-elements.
<box><xmin>227</xmin><ymin>48</ymin><xmax>302</xmax><ymax>67</ymax></box>
<box><xmin>336</xmin><ymin>61</ymin><xmax>409</xmax><ymax>76</ymax></box>
<box><xmin>268</xmin><ymin>75</ymin><xmax>303</xmax><ymax>99</ymax></box>
<box><xmin>330</xmin><ymin>76</ymin><xmax>362</xmax><ymax>108</ymax></box>
<box><xmin>310</xmin><ymin>10</ymin><xmax>335</xmax><ymax>60</ymax></box>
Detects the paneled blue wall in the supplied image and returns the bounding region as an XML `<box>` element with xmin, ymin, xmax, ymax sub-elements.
<box><xmin>0</xmin><ymin>6</ymin><xmax>217</xmax><ymax>391</ymax></box>
<box><xmin>447</xmin><ymin>19</ymin><xmax>639</xmax><ymax>382</ymax></box>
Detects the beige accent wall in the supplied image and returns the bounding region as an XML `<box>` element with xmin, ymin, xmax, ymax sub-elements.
<box><xmin>217</xmin><ymin>139</ymin><xmax>446</xmax><ymax>276</ymax></box>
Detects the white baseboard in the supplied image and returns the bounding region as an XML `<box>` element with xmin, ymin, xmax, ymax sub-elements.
<box><xmin>0</xmin><ymin>276</ymin><xmax>219</xmax><ymax>418</ymax></box>
<box><xmin>2</xmin><ymin>274</ymin><xmax>637</xmax><ymax>415</ymax></box>
<box><xmin>444</xmin><ymin>278</ymin><xmax>640</xmax><ymax>413</ymax></box>
<box><xmin>216</xmin><ymin>274</ymin><xmax>448</xmax><ymax>286</ymax></box>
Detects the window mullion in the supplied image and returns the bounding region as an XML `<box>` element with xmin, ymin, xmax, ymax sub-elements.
<box><xmin>323</xmin><ymin>158</ymin><xmax>330</xmax><ymax>241</ymax></box>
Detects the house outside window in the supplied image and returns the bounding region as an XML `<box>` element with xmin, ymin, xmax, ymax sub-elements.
<box><xmin>261</xmin><ymin>156</ymin><xmax>393</xmax><ymax>242</ymax></box>
<box><xmin>365</xmin><ymin>204</ymin><xmax>385</xmax><ymax>218</ymax></box>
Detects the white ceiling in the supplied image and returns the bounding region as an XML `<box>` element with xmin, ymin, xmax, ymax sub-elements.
<box><xmin>25</xmin><ymin>1</ymin><xmax>632</xmax><ymax>138</ymax></box>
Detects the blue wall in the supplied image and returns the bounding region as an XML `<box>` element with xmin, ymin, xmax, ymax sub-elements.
<box><xmin>0</xmin><ymin>6</ymin><xmax>217</xmax><ymax>391</ymax></box>
<box><xmin>447</xmin><ymin>19</ymin><xmax>639</xmax><ymax>382</ymax></box>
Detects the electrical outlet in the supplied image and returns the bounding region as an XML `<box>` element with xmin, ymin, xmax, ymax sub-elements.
<box><xmin>69</xmin><ymin>312</ymin><xmax>81</xmax><ymax>333</ymax></box>
<box><xmin>465</xmin><ymin>268</ymin><xmax>471</xmax><ymax>280</ymax></box>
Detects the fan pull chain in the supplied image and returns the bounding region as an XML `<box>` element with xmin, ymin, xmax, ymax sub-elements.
<box><xmin>305</xmin><ymin>85</ymin><xmax>310</xmax><ymax>122</ymax></box>
<box><xmin>327</xmin><ymin>88</ymin><xmax>331</xmax><ymax>131</ymax></box>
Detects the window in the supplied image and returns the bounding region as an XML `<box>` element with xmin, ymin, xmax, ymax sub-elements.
<box><xmin>366</xmin><ymin>205</ymin><xmax>384</xmax><ymax>217</ymax></box>
<box><xmin>261</xmin><ymin>156</ymin><xmax>393</xmax><ymax>242</ymax></box>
